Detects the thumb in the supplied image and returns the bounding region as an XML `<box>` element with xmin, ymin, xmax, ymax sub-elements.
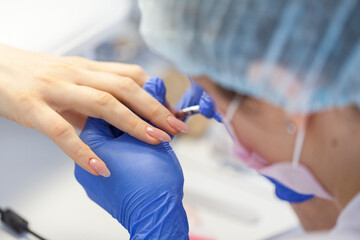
<box><xmin>80</xmin><ymin>117</ymin><xmax>122</xmax><ymax>140</ymax></box>
<box><xmin>143</xmin><ymin>77</ymin><xmax>167</xmax><ymax>105</ymax></box>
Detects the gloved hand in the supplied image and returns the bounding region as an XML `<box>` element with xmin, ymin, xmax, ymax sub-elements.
<box><xmin>75</xmin><ymin>77</ymin><xmax>189</xmax><ymax>240</ymax></box>
<box><xmin>177</xmin><ymin>78</ymin><xmax>222</xmax><ymax>122</ymax></box>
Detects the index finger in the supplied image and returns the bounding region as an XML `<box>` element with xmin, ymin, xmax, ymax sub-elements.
<box><xmin>52</xmin><ymin>85</ymin><xmax>172</xmax><ymax>145</ymax></box>
<box><xmin>73</xmin><ymin>71</ymin><xmax>190</xmax><ymax>135</ymax></box>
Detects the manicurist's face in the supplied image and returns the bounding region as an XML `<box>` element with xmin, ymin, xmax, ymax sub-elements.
<box><xmin>194</xmin><ymin>74</ymin><xmax>360</xmax><ymax>206</ymax></box>
<box><xmin>193</xmin><ymin>75</ymin><xmax>302</xmax><ymax>165</ymax></box>
<box><xmin>193</xmin><ymin>72</ymin><xmax>360</xmax><ymax>179</ymax></box>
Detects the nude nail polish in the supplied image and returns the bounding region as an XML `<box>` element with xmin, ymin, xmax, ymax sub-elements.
<box><xmin>89</xmin><ymin>158</ymin><xmax>111</xmax><ymax>177</ymax></box>
<box><xmin>167</xmin><ymin>116</ymin><xmax>190</xmax><ymax>133</ymax></box>
<box><xmin>146</xmin><ymin>127</ymin><xmax>171</xmax><ymax>142</ymax></box>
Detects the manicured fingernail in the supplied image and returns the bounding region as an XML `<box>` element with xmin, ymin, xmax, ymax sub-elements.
<box><xmin>89</xmin><ymin>158</ymin><xmax>111</xmax><ymax>177</ymax></box>
<box><xmin>146</xmin><ymin>126</ymin><xmax>171</xmax><ymax>142</ymax></box>
<box><xmin>167</xmin><ymin>116</ymin><xmax>190</xmax><ymax>133</ymax></box>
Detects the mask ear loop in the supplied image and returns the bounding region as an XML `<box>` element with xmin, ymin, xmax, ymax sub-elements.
<box><xmin>291</xmin><ymin>117</ymin><xmax>308</xmax><ymax>168</ymax></box>
<box><xmin>225</xmin><ymin>95</ymin><xmax>242</xmax><ymax>122</ymax></box>
<box><xmin>223</xmin><ymin>95</ymin><xmax>243</xmax><ymax>139</ymax></box>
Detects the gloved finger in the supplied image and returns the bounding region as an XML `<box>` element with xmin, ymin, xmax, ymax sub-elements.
<box><xmin>49</xmin><ymin>84</ymin><xmax>171</xmax><ymax>144</ymax></box>
<box><xmin>199</xmin><ymin>92</ymin><xmax>222</xmax><ymax>122</ymax></box>
<box><xmin>213</xmin><ymin>111</ymin><xmax>223</xmax><ymax>122</ymax></box>
<box><xmin>142</xmin><ymin>77</ymin><xmax>167</xmax><ymax>105</ymax></box>
<box><xmin>175</xmin><ymin>82</ymin><xmax>204</xmax><ymax>111</ymax></box>
<box><xmin>31</xmin><ymin>104</ymin><xmax>110</xmax><ymax>177</ymax></box>
<box><xmin>64</xmin><ymin>56</ymin><xmax>149</xmax><ymax>86</ymax></box>
<box><xmin>176</xmin><ymin>82</ymin><xmax>222</xmax><ymax>122</ymax></box>
<box><xmin>199</xmin><ymin>92</ymin><xmax>216</xmax><ymax>118</ymax></box>
<box><xmin>80</xmin><ymin>117</ymin><xmax>123</xmax><ymax>139</ymax></box>
<box><xmin>67</xmin><ymin>70</ymin><xmax>180</xmax><ymax>135</ymax></box>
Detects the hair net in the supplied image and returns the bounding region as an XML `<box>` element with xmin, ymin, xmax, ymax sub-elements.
<box><xmin>138</xmin><ymin>0</ymin><xmax>360</xmax><ymax>114</ymax></box>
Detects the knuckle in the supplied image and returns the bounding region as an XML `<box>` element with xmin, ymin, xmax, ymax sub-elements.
<box><xmin>132</xmin><ymin>65</ymin><xmax>147</xmax><ymax>83</ymax></box>
<box><xmin>17</xmin><ymin>92</ymin><xmax>40</xmax><ymax>113</ymax></box>
<box><xmin>50</xmin><ymin>121</ymin><xmax>71</xmax><ymax>138</ymax></box>
<box><xmin>95</xmin><ymin>92</ymin><xmax>114</xmax><ymax>106</ymax></box>
<box><xmin>37</xmin><ymin>63</ymin><xmax>78</xmax><ymax>85</ymax></box>
<box><xmin>132</xmin><ymin>65</ymin><xmax>146</xmax><ymax>76</ymax></box>
<box><xmin>63</xmin><ymin>56</ymin><xmax>96</xmax><ymax>71</ymax></box>
<box><xmin>64</xmin><ymin>56</ymin><xmax>89</xmax><ymax>65</ymax></box>
<box><xmin>17</xmin><ymin>92</ymin><xmax>33</xmax><ymax>105</ymax></box>
<box><xmin>118</xmin><ymin>77</ymin><xmax>136</xmax><ymax>92</ymax></box>
<box><xmin>16</xmin><ymin>95</ymin><xmax>40</xmax><ymax>126</ymax></box>
<box><xmin>65</xmin><ymin>56</ymin><xmax>83</xmax><ymax>62</ymax></box>
<box><xmin>74</xmin><ymin>144</ymin><xmax>91</xmax><ymax>161</ymax></box>
<box><xmin>127</xmin><ymin>116</ymin><xmax>140</xmax><ymax>131</ymax></box>
<box><xmin>151</xmin><ymin>103</ymin><xmax>166</xmax><ymax>117</ymax></box>
<box><xmin>24</xmin><ymin>100</ymin><xmax>39</xmax><ymax>116</ymax></box>
<box><xmin>37</xmin><ymin>70</ymin><xmax>58</xmax><ymax>85</ymax></box>
<box><xmin>56</xmin><ymin>62</ymin><xmax>77</xmax><ymax>72</ymax></box>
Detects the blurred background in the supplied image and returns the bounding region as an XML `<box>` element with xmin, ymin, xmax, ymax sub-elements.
<box><xmin>0</xmin><ymin>0</ymin><xmax>300</xmax><ymax>239</ymax></box>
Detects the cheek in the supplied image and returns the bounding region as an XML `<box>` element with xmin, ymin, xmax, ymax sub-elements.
<box><xmin>193</xmin><ymin>76</ymin><xmax>296</xmax><ymax>163</ymax></box>
<box><xmin>231</xmin><ymin>103</ymin><xmax>295</xmax><ymax>164</ymax></box>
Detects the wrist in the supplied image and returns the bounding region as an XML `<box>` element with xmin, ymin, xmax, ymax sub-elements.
<box><xmin>125</xmin><ymin>193</ymin><xmax>189</xmax><ymax>240</ymax></box>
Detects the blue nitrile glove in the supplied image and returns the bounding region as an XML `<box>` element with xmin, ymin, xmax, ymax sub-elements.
<box><xmin>177</xmin><ymin>79</ymin><xmax>222</xmax><ymax>122</ymax></box>
<box><xmin>75</xmin><ymin>77</ymin><xmax>189</xmax><ymax>240</ymax></box>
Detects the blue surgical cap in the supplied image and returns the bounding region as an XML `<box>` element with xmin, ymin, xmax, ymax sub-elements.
<box><xmin>139</xmin><ymin>0</ymin><xmax>360</xmax><ymax>114</ymax></box>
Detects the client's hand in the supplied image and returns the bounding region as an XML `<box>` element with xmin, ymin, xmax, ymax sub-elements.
<box><xmin>75</xmin><ymin>78</ymin><xmax>189</xmax><ymax>240</ymax></box>
<box><xmin>0</xmin><ymin>44</ymin><xmax>187</xmax><ymax>177</ymax></box>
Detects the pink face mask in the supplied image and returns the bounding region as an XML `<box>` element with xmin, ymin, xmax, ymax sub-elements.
<box><xmin>222</xmin><ymin>96</ymin><xmax>334</xmax><ymax>201</ymax></box>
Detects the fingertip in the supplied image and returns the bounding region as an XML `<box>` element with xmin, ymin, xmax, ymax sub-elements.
<box><xmin>199</xmin><ymin>106</ymin><xmax>214</xmax><ymax>119</ymax></box>
<box><xmin>79</xmin><ymin>163</ymin><xmax>100</xmax><ymax>176</ymax></box>
<box><xmin>168</xmin><ymin>128</ymin><xmax>180</xmax><ymax>136</ymax></box>
<box><xmin>128</xmin><ymin>127</ymin><xmax>163</xmax><ymax>145</ymax></box>
<box><xmin>164</xmin><ymin>122</ymin><xmax>181</xmax><ymax>135</ymax></box>
<box><xmin>146</xmin><ymin>126</ymin><xmax>172</xmax><ymax>143</ymax></box>
<box><xmin>89</xmin><ymin>158</ymin><xmax>111</xmax><ymax>177</ymax></box>
<box><xmin>145</xmin><ymin>136</ymin><xmax>163</xmax><ymax>145</ymax></box>
<box><xmin>167</xmin><ymin>116</ymin><xmax>190</xmax><ymax>133</ymax></box>
<box><xmin>199</xmin><ymin>92</ymin><xmax>216</xmax><ymax>119</ymax></box>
